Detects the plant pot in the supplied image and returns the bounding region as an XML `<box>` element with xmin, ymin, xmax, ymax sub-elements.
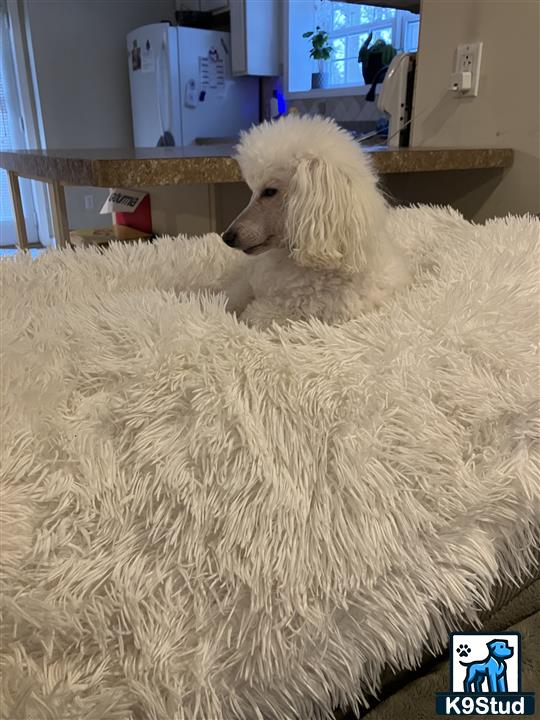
<box><xmin>311</xmin><ymin>71</ymin><xmax>329</xmax><ymax>89</ymax></box>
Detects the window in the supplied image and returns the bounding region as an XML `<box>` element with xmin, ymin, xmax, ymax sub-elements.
<box><xmin>319</xmin><ymin>3</ymin><xmax>396</xmax><ymax>86</ymax></box>
<box><xmin>0</xmin><ymin>53</ymin><xmax>15</xmax><ymax>244</ymax></box>
<box><xmin>319</xmin><ymin>2</ymin><xmax>419</xmax><ymax>88</ymax></box>
<box><xmin>0</xmin><ymin>2</ymin><xmax>49</xmax><ymax>248</ymax></box>
<box><xmin>287</xmin><ymin>0</ymin><xmax>420</xmax><ymax>94</ymax></box>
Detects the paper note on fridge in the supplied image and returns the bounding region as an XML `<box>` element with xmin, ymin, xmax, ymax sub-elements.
<box><xmin>100</xmin><ymin>189</ymin><xmax>148</xmax><ymax>214</ymax></box>
<box><xmin>199</xmin><ymin>54</ymin><xmax>225</xmax><ymax>91</ymax></box>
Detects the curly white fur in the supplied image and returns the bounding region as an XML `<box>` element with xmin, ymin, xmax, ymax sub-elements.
<box><xmin>222</xmin><ymin>115</ymin><xmax>410</xmax><ymax>328</ymax></box>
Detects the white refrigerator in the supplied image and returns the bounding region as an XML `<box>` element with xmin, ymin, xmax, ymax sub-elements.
<box><xmin>127</xmin><ymin>23</ymin><xmax>260</xmax><ymax>147</ymax></box>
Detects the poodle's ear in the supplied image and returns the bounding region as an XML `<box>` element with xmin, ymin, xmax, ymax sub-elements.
<box><xmin>286</xmin><ymin>157</ymin><xmax>385</xmax><ymax>273</ymax></box>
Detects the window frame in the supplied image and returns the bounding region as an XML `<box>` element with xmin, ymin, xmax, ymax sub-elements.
<box><xmin>284</xmin><ymin>0</ymin><xmax>420</xmax><ymax>99</ymax></box>
<box><xmin>326</xmin><ymin>13</ymin><xmax>400</xmax><ymax>87</ymax></box>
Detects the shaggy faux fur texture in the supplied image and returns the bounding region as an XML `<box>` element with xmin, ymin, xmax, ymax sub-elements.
<box><xmin>1</xmin><ymin>207</ymin><xmax>539</xmax><ymax>720</ymax></box>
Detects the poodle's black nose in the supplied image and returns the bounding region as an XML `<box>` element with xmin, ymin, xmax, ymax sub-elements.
<box><xmin>222</xmin><ymin>229</ymin><xmax>237</xmax><ymax>248</ymax></box>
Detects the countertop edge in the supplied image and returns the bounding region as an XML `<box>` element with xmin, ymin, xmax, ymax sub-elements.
<box><xmin>0</xmin><ymin>147</ymin><xmax>514</xmax><ymax>187</ymax></box>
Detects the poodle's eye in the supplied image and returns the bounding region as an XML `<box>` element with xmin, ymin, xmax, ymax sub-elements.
<box><xmin>261</xmin><ymin>188</ymin><xmax>278</xmax><ymax>198</ymax></box>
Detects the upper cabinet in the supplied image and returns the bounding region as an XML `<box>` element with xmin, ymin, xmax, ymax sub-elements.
<box><xmin>230</xmin><ymin>0</ymin><xmax>280</xmax><ymax>76</ymax></box>
<box><xmin>199</xmin><ymin>0</ymin><xmax>229</xmax><ymax>11</ymax></box>
<box><xmin>339</xmin><ymin>0</ymin><xmax>420</xmax><ymax>10</ymax></box>
<box><xmin>178</xmin><ymin>0</ymin><xmax>280</xmax><ymax>76</ymax></box>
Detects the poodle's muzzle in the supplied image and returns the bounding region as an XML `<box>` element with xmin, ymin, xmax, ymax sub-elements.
<box><xmin>221</xmin><ymin>178</ymin><xmax>286</xmax><ymax>256</ymax></box>
<box><xmin>221</xmin><ymin>220</ymin><xmax>276</xmax><ymax>256</ymax></box>
<box><xmin>222</xmin><ymin>229</ymin><xmax>238</xmax><ymax>248</ymax></box>
<box><xmin>222</xmin><ymin>227</ymin><xmax>262</xmax><ymax>254</ymax></box>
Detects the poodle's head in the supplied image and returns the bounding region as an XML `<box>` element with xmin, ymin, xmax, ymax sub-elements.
<box><xmin>222</xmin><ymin>114</ymin><xmax>387</xmax><ymax>273</ymax></box>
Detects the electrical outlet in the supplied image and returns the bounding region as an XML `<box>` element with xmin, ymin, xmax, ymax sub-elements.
<box><xmin>84</xmin><ymin>195</ymin><xmax>94</xmax><ymax>210</ymax></box>
<box><xmin>452</xmin><ymin>42</ymin><xmax>483</xmax><ymax>97</ymax></box>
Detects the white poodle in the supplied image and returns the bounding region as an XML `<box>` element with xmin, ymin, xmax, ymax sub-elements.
<box><xmin>221</xmin><ymin>114</ymin><xmax>410</xmax><ymax>328</ymax></box>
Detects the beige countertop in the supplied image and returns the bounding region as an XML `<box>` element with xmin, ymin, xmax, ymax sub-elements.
<box><xmin>1</xmin><ymin>145</ymin><xmax>513</xmax><ymax>188</ymax></box>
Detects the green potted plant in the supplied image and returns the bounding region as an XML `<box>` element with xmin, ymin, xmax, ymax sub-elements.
<box><xmin>303</xmin><ymin>26</ymin><xmax>333</xmax><ymax>89</ymax></box>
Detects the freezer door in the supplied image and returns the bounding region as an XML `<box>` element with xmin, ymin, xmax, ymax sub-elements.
<box><xmin>177</xmin><ymin>27</ymin><xmax>259</xmax><ymax>146</ymax></box>
<box><xmin>127</xmin><ymin>24</ymin><xmax>181</xmax><ymax>147</ymax></box>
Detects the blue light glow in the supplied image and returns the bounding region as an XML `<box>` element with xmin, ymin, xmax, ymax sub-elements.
<box><xmin>276</xmin><ymin>91</ymin><xmax>287</xmax><ymax>115</ymax></box>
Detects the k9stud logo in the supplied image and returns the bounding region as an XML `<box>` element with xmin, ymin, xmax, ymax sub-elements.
<box><xmin>436</xmin><ymin>632</ymin><xmax>535</xmax><ymax>715</ymax></box>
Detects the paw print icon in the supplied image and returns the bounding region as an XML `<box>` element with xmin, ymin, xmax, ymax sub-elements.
<box><xmin>456</xmin><ymin>643</ymin><xmax>471</xmax><ymax>658</ymax></box>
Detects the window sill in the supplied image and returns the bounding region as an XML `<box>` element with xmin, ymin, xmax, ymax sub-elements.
<box><xmin>285</xmin><ymin>84</ymin><xmax>375</xmax><ymax>100</ymax></box>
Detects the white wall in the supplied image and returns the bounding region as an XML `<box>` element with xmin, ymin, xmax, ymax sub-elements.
<box><xmin>411</xmin><ymin>0</ymin><xmax>540</xmax><ymax>221</ymax></box>
<box><xmin>24</xmin><ymin>0</ymin><xmax>175</xmax><ymax>230</ymax></box>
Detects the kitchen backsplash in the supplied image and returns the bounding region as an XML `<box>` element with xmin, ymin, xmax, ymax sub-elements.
<box><xmin>287</xmin><ymin>94</ymin><xmax>380</xmax><ymax>123</ymax></box>
<box><xmin>261</xmin><ymin>77</ymin><xmax>380</xmax><ymax>126</ymax></box>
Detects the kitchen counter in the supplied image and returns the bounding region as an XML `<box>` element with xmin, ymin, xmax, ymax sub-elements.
<box><xmin>1</xmin><ymin>145</ymin><xmax>513</xmax><ymax>249</ymax></box>
<box><xmin>1</xmin><ymin>145</ymin><xmax>513</xmax><ymax>188</ymax></box>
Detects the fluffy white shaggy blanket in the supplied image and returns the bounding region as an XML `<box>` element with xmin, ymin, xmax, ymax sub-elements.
<box><xmin>1</xmin><ymin>207</ymin><xmax>539</xmax><ymax>720</ymax></box>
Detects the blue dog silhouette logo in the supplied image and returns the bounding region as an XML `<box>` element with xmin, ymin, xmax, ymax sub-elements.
<box><xmin>436</xmin><ymin>632</ymin><xmax>536</xmax><ymax>715</ymax></box>
<box><xmin>458</xmin><ymin>638</ymin><xmax>513</xmax><ymax>693</ymax></box>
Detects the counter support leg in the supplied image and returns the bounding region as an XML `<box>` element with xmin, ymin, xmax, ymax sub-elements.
<box><xmin>48</xmin><ymin>181</ymin><xmax>70</xmax><ymax>248</ymax></box>
<box><xmin>208</xmin><ymin>183</ymin><xmax>217</xmax><ymax>233</ymax></box>
<box><xmin>7</xmin><ymin>171</ymin><xmax>29</xmax><ymax>250</ymax></box>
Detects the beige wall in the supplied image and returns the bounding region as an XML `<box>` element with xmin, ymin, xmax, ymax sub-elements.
<box><xmin>23</xmin><ymin>0</ymin><xmax>242</xmax><ymax>237</ymax></box>
<box><xmin>24</xmin><ymin>0</ymin><xmax>176</xmax><ymax>232</ymax></box>
<box><xmin>411</xmin><ymin>0</ymin><xmax>540</xmax><ymax>221</ymax></box>
<box><xmin>26</xmin><ymin>0</ymin><xmax>175</xmax><ymax>149</ymax></box>
<box><xmin>146</xmin><ymin>183</ymin><xmax>250</xmax><ymax>237</ymax></box>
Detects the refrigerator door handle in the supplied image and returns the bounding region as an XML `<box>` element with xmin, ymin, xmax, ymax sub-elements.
<box><xmin>156</xmin><ymin>34</ymin><xmax>172</xmax><ymax>135</ymax></box>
